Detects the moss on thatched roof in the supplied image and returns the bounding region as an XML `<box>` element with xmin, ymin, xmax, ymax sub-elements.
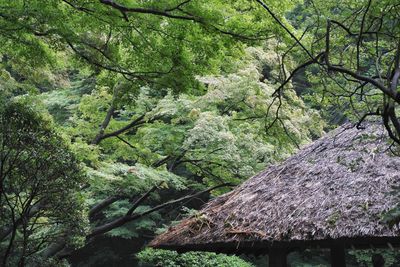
<box><xmin>150</xmin><ymin>123</ymin><xmax>400</xmax><ymax>252</ymax></box>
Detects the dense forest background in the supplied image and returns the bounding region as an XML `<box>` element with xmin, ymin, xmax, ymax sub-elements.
<box><xmin>0</xmin><ymin>0</ymin><xmax>400</xmax><ymax>266</ymax></box>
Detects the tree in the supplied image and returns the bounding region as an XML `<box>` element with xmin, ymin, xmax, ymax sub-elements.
<box><xmin>0</xmin><ymin>97</ymin><xmax>232</xmax><ymax>264</ymax></box>
<box><xmin>0</xmin><ymin>1</ymin><xmax>330</xmax><ymax>265</ymax></box>
<box><xmin>62</xmin><ymin>46</ymin><xmax>323</xmax><ymax>187</ymax></box>
<box><xmin>33</xmin><ymin>46</ymin><xmax>323</xmax><ymax>263</ymax></box>
<box><xmin>0</xmin><ymin>0</ymin><xmax>295</xmax><ymax>95</ymax></box>
<box><xmin>255</xmin><ymin>0</ymin><xmax>400</xmax><ymax>143</ymax></box>
<box><xmin>0</xmin><ymin>100</ymin><xmax>86</xmax><ymax>266</ymax></box>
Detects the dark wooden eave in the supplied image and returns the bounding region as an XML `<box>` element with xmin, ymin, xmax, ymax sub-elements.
<box><xmin>153</xmin><ymin>236</ymin><xmax>400</xmax><ymax>255</ymax></box>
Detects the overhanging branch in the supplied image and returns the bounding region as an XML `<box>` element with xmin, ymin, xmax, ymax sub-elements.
<box><xmin>87</xmin><ymin>182</ymin><xmax>232</xmax><ymax>238</ymax></box>
<box><xmin>99</xmin><ymin>0</ymin><xmax>200</xmax><ymax>21</ymax></box>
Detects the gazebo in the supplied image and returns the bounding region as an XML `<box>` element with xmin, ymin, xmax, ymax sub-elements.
<box><xmin>150</xmin><ymin>123</ymin><xmax>400</xmax><ymax>266</ymax></box>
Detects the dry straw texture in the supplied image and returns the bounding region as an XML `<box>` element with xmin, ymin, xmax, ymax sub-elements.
<box><xmin>150</xmin><ymin>123</ymin><xmax>400</xmax><ymax>251</ymax></box>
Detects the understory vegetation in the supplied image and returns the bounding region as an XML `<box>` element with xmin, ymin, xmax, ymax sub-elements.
<box><xmin>0</xmin><ymin>0</ymin><xmax>400</xmax><ymax>266</ymax></box>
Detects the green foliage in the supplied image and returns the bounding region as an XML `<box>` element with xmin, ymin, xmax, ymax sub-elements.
<box><xmin>41</xmin><ymin>74</ymin><xmax>95</xmax><ymax>124</ymax></box>
<box><xmin>0</xmin><ymin>1</ymin><xmax>352</xmax><ymax>266</ymax></box>
<box><xmin>0</xmin><ymin>0</ymin><xmax>296</xmax><ymax>95</ymax></box>
<box><xmin>85</xmin><ymin>162</ymin><xmax>192</xmax><ymax>238</ymax></box>
<box><xmin>348</xmin><ymin>249</ymin><xmax>399</xmax><ymax>267</ymax></box>
<box><xmin>0</xmin><ymin>98</ymin><xmax>88</xmax><ymax>265</ymax></box>
<box><xmin>137</xmin><ymin>248</ymin><xmax>254</xmax><ymax>267</ymax></box>
<box><xmin>87</xmin><ymin>162</ymin><xmax>189</xmax><ymax>197</ymax></box>
<box><xmin>23</xmin><ymin>44</ymin><xmax>324</xmax><ymax>265</ymax></box>
<box><xmin>63</xmin><ymin>47</ymin><xmax>323</xmax><ymax>191</ymax></box>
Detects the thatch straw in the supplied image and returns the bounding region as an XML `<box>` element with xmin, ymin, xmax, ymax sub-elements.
<box><xmin>150</xmin><ymin>123</ymin><xmax>400</xmax><ymax>251</ymax></box>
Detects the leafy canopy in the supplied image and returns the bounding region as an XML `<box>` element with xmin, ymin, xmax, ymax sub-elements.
<box><xmin>0</xmin><ymin>99</ymin><xmax>87</xmax><ymax>266</ymax></box>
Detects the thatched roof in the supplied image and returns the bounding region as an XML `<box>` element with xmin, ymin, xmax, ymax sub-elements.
<box><xmin>150</xmin><ymin>123</ymin><xmax>400</xmax><ymax>253</ymax></box>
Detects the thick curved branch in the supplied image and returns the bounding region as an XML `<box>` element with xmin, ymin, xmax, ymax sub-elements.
<box><xmin>383</xmin><ymin>105</ymin><xmax>400</xmax><ymax>144</ymax></box>
<box><xmin>100</xmin><ymin>0</ymin><xmax>269</xmax><ymax>41</ymax></box>
<box><xmin>324</xmin><ymin>20</ymin><xmax>399</xmax><ymax>103</ymax></box>
<box><xmin>99</xmin><ymin>0</ymin><xmax>200</xmax><ymax>22</ymax></box>
<box><xmin>92</xmin><ymin>86</ymin><xmax>119</xmax><ymax>144</ymax></box>
<box><xmin>88</xmin><ymin>195</ymin><xmax>123</xmax><ymax>219</ymax></box>
<box><xmin>92</xmin><ymin>114</ymin><xmax>146</xmax><ymax>144</ymax></box>
<box><xmin>87</xmin><ymin>183</ymin><xmax>232</xmax><ymax>238</ymax></box>
<box><xmin>126</xmin><ymin>183</ymin><xmax>160</xmax><ymax>216</ymax></box>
